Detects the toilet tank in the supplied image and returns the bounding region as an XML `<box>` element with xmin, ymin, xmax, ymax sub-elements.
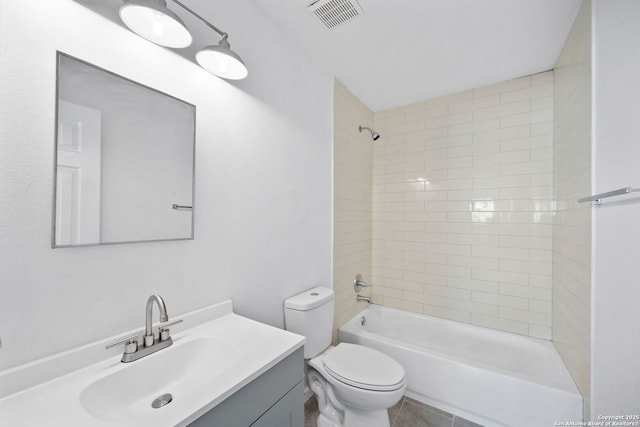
<box><xmin>284</xmin><ymin>287</ymin><xmax>334</xmax><ymax>359</ymax></box>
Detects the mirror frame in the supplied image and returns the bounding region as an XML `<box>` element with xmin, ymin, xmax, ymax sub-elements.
<box><xmin>52</xmin><ymin>52</ymin><xmax>196</xmax><ymax>248</ymax></box>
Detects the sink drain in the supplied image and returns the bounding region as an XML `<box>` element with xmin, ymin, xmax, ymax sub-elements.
<box><xmin>151</xmin><ymin>393</ymin><xmax>173</xmax><ymax>409</ymax></box>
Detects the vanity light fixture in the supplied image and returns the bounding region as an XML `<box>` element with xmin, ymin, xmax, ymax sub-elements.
<box><xmin>119</xmin><ymin>0</ymin><xmax>248</xmax><ymax>80</ymax></box>
<box><xmin>119</xmin><ymin>0</ymin><xmax>193</xmax><ymax>48</ymax></box>
<box><xmin>195</xmin><ymin>36</ymin><xmax>248</xmax><ymax>80</ymax></box>
<box><xmin>173</xmin><ymin>0</ymin><xmax>248</xmax><ymax>80</ymax></box>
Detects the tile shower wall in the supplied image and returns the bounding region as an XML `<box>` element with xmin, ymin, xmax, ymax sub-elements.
<box><xmin>333</xmin><ymin>80</ymin><xmax>374</xmax><ymax>341</ymax></box>
<box><xmin>372</xmin><ymin>73</ymin><xmax>554</xmax><ymax>338</ymax></box>
<box><xmin>552</xmin><ymin>0</ymin><xmax>591</xmax><ymax>408</ymax></box>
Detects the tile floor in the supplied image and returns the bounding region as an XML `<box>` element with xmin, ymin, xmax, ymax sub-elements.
<box><xmin>304</xmin><ymin>395</ymin><xmax>484</xmax><ymax>427</ymax></box>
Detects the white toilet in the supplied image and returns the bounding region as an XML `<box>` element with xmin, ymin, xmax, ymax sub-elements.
<box><xmin>284</xmin><ymin>287</ymin><xmax>406</xmax><ymax>427</ymax></box>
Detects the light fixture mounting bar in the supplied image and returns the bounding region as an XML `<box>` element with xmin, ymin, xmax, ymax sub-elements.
<box><xmin>172</xmin><ymin>0</ymin><xmax>228</xmax><ymax>38</ymax></box>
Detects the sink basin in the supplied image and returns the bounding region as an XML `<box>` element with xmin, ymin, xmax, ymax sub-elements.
<box><xmin>0</xmin><ymin>301</ymin><xmax>305</xmax><ymax>427</ymax></box>
<box><xmin>80</xmin><ymin>337</ymin><xmax>240</xmax><ymax>423</ymax></box>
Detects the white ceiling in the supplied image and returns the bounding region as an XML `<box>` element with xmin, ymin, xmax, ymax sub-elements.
<box><xmin>249</xmin><ymin>0</ymin><xmax>582</xmax><ymax>112</ymax></box>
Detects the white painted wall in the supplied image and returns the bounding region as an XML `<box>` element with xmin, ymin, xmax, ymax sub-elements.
<box><xmin>0</xmin><ymin>0</ymin><xmax>332</xmax><ymax>370</ymax></box>
<box><xmin>591</xmin><ymin>0</ymin><xmax>640</xmax><ymax>417</ymax></box>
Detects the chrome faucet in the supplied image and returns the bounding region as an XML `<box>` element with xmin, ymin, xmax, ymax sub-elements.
<box><xmin>356</xmin><ymin>294</ymin><xmax>372</xmax><ymax>304</ymax></box>
<box><xmin>106</xmin><ymin>294</ymin><xmax>182</xmax><ymax>363</ymax></box>
<box><xmin>145</xmin><ymin>294</ymin><xmax>169</xmax><ymax>347</ymax></box>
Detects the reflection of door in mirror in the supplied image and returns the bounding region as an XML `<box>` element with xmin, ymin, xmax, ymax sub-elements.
<box><xmin>55</xmin><ymin>100</ymin><xmax>102</xmax><ymax>246</ymax></box>
<box><xmin>54</xmin><ymin>53</ymin><xmax>195</xmax><ymax>247</ymax></box>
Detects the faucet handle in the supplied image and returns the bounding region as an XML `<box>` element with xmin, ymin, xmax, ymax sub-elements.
<box><xmin>354</xmin><ymin>274</ymin><xmax>372</xmax><ymax>292</ymax></box>
<box><xmin>106</xmin><ymin>335</ymin><xmax>139</xmax><ymax>354</ymax></box>
<box><xmin>158</xmin><ymin>319</ymin><xmax>184</xmax><ymax>342</ymax></box>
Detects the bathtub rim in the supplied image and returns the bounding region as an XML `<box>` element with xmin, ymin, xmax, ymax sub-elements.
<box><xmin>338</xmin><ymin>304</ymin><xmax>581</xmax><ymax>396</ymax></box>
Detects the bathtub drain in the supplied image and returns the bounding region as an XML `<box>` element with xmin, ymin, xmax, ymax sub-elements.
<box><xmin>360</xmin><ymin>316</ymin><xmax>366</xmax><ymax>326</ymax></box>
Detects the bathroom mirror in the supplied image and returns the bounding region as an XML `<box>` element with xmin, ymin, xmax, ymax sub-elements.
<box><xmin>53</xmin><ymin>53</ymin><xmax>196</xmax><ymax>247</ymax></box>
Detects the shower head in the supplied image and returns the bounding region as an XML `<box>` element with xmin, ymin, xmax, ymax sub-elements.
<box><xmin>359</xmin><ymin>125</ymin><xmax>380</xmax><ymax>141</ymax></box>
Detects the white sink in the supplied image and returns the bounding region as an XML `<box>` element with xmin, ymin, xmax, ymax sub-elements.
<box><xmin>80</xmin><ymin>337</ymin><xmax>240</xmax><ymax>423</ymax></box>
<box><xmin>0</xmin><ymin>300</ymin><xmax>305</xmax><ymax>427</ymax></box>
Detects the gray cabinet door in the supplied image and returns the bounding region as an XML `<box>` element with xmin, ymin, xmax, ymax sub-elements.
<box><xmin>251</xmin><ymin>381</ymin><xmax>304</xmax><ymax>427</ymax></box>
<box><xmin>188</xmin><ymin>348</ymin><xmax>304</xmax><ymax>427</ymax></box>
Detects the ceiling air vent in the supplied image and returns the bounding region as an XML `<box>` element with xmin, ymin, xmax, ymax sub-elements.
<box><xmin>308</xmin><ymin>0</ymin><xmax>364</xmax><ymax>30</ymax></box>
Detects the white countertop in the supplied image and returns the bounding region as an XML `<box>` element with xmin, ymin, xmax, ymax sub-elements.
<box><xmin>0</xmin><ymin>300</ymin><xmax>305</xmax><ymax>426</ymax></box>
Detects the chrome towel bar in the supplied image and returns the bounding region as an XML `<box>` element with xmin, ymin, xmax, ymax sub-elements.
<box><xmin>578</xmin><ymin>187</ymin><xmax>639</xmax><ymax>205</ymax></box>
<box><xmin>172</xmin><ymin>204</ymin><xmax>193</xmax><ymax>210</ymax></box>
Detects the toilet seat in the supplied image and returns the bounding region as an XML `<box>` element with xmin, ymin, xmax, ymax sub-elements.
<box><xmin>323</xmin><ymin>343</ymin><xmax>405</xmax><ymax>392</ymax></box>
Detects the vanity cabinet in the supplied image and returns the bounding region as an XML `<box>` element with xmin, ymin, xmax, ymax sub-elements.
<box><xmin>188</xmin><ymin>347</ymin><xmax>304</xmax><ymax>427</ymax></box>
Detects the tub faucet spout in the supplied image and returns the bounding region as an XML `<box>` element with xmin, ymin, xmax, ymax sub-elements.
<box><xmin>357</xmin><ymin>294</ymin><xmax>372</xmax><ymax>304</ymax></box>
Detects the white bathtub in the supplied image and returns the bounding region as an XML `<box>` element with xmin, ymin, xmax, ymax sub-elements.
<box><xmin>338</xmin><ymin>305</ymin><xmax>582</xmax><ymax>427</ymax></box>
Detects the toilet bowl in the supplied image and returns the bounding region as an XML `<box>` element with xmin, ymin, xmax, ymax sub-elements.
<box><xmin>284</xmin><ymin>287</ymin><xmax>406</xmax><ymax>427</ymax></box>
<box><xmin>309</xmin><ymin>344</ymin><xmax>406</xmax><ymax>427</ymax></box>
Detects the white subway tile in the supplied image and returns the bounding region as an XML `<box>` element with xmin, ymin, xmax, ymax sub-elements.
<box><xmin>501</xmin><ymin>110</ymin><xmax>553</xmax><ymax>128</ymax></box>
<box><xmin>448</xmin><ymin>94</ymin><xmax>500</xmax><ymax>114</ymax></box>
<box><xmin>472</xmin><ymin>76</ymin><xmax>531</xmax><ymax>98</ymax></box>
<box><xmin>500</xmin><ymin>84</ymin><xmax>553</xmax><ymax>104</ymax></box>
<box><xmin>532</xmin><ymin>96</ymin><xmax>553</xmax><ymax>111</ymax></box>
<box><xmin>471</xmin><ymin>313</ymin><xmax>529</xmax><ymax>335</ymax></box>
<box><xmin>385</xmin><ymin>161</ymin><xmax>425</xmax><ymax>174</ymax></box>
<box><xmin>425</xmin><ymin>284</ymin><xmax>471</xmax><ymax>300</ymax></box>
<box><xmin>529</xmin><ymin>273</ymin><xmax>552</xmax><ymax>288</ymax></box>
<box><xmin>500</xmin><ymin>235</ymin><xmax>551</xmax><ymax>250</ymax></box>
<box><xmin>531</xmin><ymin>121</ymin><xmax>553</xmax><ymax>136</ymax></box>
<box><xmin>531</xmin><ymin>70</ymin><xmax>553</xmax><ymax>86</ymax></box>
<box><xmin>474</xmin><ymin>149</ymin><xmax>530</xmax><ymax>166</ymax></box>
<box><xmin>426</xmin><ymin>156</ymin><xmax>473</xmax><ymax>170</ymax></box>
<box><xmin>473</xmin><ymin>101</ymin><xmax>531</xmax><ymax>121</ymax></box>
<box><xmin>500</xmin><ymin>160</ymin><xmax>552</xmax><ymax>175</ymax></box>
<box><xmin>403</xmin><ymin>231</ymin><xmax>447</xmax><ymax>243</ymax></box>
<box><xmin>473</xmin><ymin>174</ymin><xmax>530</xmax><ymax>189</ymax></box>
<box><xmin>500</xmin><ymin>134</ymin><xmax>552</xmax><ymax>152</ymax></box>
<box><xmin>448</xmin><ymin>233</ymin><xmax>500</xmax><ymax>247</ymax></box>
<box><xmin>448</xmin><ymin>141</ymin><xmax>500</xmax><ymax>158</ymax></box>
<box><xmin>447</xmin><ymin>277</ymin><xmax>499</xmax><ymax>293</ymax></box>
<box><xmin>499</xmin><ymin>283</ymin><xmax>551</xmax><ymax>301</ymax></box>
<box><xmin>448</xmin><ymin>118</ymin><xmax>500</xmax><ymax>135</ymax></box>
<box><xmin>424</xmin><ymin>305</ymin><xmax>471</xmax><ymax>323</ymax></box>
<box><xmin>528</xmin><ymin>325</ymin><xmax>552</xmax><ymax>340</ymax></box>
<box><xmin>499</xmin><ymin>186</ymin><xmax>552</xmax><ymax>200</ymax></box>
<box><xmin>475</xmin><ymin>268</ymin><xmax>529</xmax><ymax>286</ymax></box>
<box><xmin>404</xmin><ymin>211</ymin><xmax>448</xmax><ymax>222</ymax></box>
<box><xmin>425</xmin><ymin>90</ymin><xmax>473</xmax><ymax>108</ymax></box>
<box><xmin>406</xmin><ymin>127</ymin><xmax>448</xmax><ymax>143</ymax></box>
<box><xmin>473</xmin><ymin>291</ymin><xmax>528</xmax><ymax>310</ymax></box>
<box><xmin>367</xmin><ymin>70</ymin><xmax>558</xmax><ymax>339</ymax></box>
<box><xmin>473</xmin><ymin>124</ymin><xmax>531</xmax><ymax>144</ymax></box>
<box><xmin>409</xmin><ymin>148</ymin><xmax>448</xmax><ymax>161</ymax></box>
<box><xmin>450</xmin><ymin>255</ymin><xmax>500</xmax><ymax>270</ymax></box>
<box><xmin>499</xmin><ymin>307</ymin><xmax>552</xmax><ymax>327</ymax></box>
<box><xmin>448</xmin><ymin>298</ymin><xmax>498</xmax><ymax>316</ymax></box>
<box><xmin>448</xmin><ymin>189</ymin><xmax>500</xmax><ymax>201</ymax></box>
<box><xmin>426</xmin><ymin>133</ymin><xmax>473</xmax><ymax>149</ymax></box>
<box><xmin>404</xmin><ymin>105</ymin><xmax>448</xmax><ymax>123</ymax></box>
<box><xmin>424</xmin><ymin>243</ymin><xmax>472</xmax><ymax>256</ymax></box>
<box><xmin>448</xmin><ymin>165</ymin><xmax>501</xmax><ymax>179</ymax></box>
<box><xmin>529</xmin><ymin>299</ymin><xmax>552</xmax><ymax>314</ymax></box>
<box><xmin>407</xmin><ymin>191</ymin><xmax>448</xmax><ymax>202</ymax></box>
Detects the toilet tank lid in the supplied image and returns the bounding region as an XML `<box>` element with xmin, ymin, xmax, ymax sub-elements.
<box><xmin>284</xmin><ymin>286</ymin><xmax>334</xmax><ymax>311</ymax></box>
